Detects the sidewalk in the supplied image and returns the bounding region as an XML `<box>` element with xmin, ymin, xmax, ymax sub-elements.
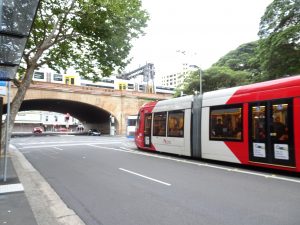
<box><xmin>0</xmin><ymin>157</ymin><xmax>38</xmax><ymax>225</ymax></box>
<box><xmin>0</xmin><ymin>146</ymin><xmax>86</xmax><ymax>225</ymax></box>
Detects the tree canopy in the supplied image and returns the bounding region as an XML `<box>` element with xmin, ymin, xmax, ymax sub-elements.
<box><xmin>213</xmin><ymin>41</ymin><xmax>262</xmax><ymax>82</ymax></box>
<box><xmin>258</xmin><ymin>0</ymin><xmax>300</xmax><ymax>79</ymax></box>
<box><xmin>23</xmin><ymin>0</ymin><xmax>149</xmax><ymax>80</ymax></box>
<box><xmin>175</xmin><ymin>66</ymin><xmax>250</xmax><ymax>96</ymax></box>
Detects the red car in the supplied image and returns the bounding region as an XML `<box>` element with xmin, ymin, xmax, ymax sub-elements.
<box><xmin>33</xmin><ymin>127</ymin><xmax>43</xmax><ymax>134</ymax></box>
<box><xmin>58</xmin><ymin>127</ymin><xmax>68</xmax><ymax>132</ymax></box>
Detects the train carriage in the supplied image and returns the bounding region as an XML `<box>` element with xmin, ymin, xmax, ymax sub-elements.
<box><xmin>135</xmin><ymin>75</ymin><xmax>300</xmax><ymax>172</ymax></box>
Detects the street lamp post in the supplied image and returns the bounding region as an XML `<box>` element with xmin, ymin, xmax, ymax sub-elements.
<box><xmin>199</xmin><ymin>68</ymin><xmax>202</xmax><ymax>95</ymax></box>
<box><xmin>0</xmin><ymin>0</ymin><xmax>40</xmax><ymax>182</ymax></box>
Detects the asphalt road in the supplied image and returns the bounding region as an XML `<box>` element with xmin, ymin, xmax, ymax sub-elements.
<box><xmin>11</xmin><ymin>135</ymin><xmax>300</xmax><ymax>225</ymax></box>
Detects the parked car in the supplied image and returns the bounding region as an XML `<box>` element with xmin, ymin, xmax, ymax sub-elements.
<box><xmin>88</xmin><ymin>129</ymin><xmax>101</xmax><ymax>136</ymax></box>
<box><xmin>58</xmin><ymin>127</ymin><xmax>68</xmax><ymax>132</ymax></box>
<box><xmin>33</xmin><ymin>127</ymin><xmax>43</xmax><ymax>134</ymax></box>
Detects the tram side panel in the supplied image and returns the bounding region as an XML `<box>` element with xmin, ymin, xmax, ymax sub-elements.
<box><xmin>200</xmin><ymin>87</ymin><xmax>245</xmax><ymax>164</ymax></box>
<box><xmin>151</xmin><ymin>96</ymin><xmax>193</xmax><ymax>156</ymax></box>
<box><xmin>201</xmin><ymin>106</ymin><xmax>242</xmax><ymax>163</ymax></box>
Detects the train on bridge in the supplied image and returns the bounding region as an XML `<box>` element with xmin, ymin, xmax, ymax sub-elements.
<box><xmin>32</xmin><ymin>70</ymin><xmax>175</xmax><ymax>94</ymax></box>
<box><xmin>135</xmin><ymin>75</ymin><xmax>300</xmax><ymax>173</ymax></box>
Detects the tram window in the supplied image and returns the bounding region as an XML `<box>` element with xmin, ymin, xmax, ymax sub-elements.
<box><xmin>271</xmin><ymin>104</ymin><xmax>289</xmax><ymax>141</ymax></box>
<box><xmin>128</xmin><ymin>119</ymin><xmax>136</xmax><ymax>126</ymax></box>
<box><xmin>144</xmin><ymin>114</ymin><xmax>152</xmax><ymax>136</ymax></box>
<box><xmin>153</xmin><ymin>112</ymin><xmax>167</xmax><ymax>136</ymax></box>
<box><xmin>210</xmin><ymin>105</ymin><xmax>243</xmax><ymax>141</ymax></box>
<box><xmin>251</xmin><ymin>105</ymin><xmax>266</xmax><ymax>140</ymax></box>
<box><xmin>136</xmin><ymin>113</ymin><xmax>140</xmax><ymax>130</ymax></box>
<box><xmin>168</xmin><ymin>110</ymin><xmax>184</xmax><ymax>137</ymax></box>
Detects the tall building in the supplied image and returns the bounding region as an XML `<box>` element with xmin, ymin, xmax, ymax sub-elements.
<box><xmin>158</xmin><ymin>63</ymin><xmax>198</xmax><ymax>88</ymax></box>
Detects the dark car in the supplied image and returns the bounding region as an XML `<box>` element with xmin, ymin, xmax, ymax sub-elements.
<box><xmin>88</xmin><ymin>129</ymin><xmax>101</xmax><ymax>136</ymax></box>
<box><xmin>33</xmin><ymin>127</ymin><xmax>43</xmax><ymax>134</ymax></box>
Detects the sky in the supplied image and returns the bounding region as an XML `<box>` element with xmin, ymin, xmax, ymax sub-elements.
<box><xmin>125</xmin><ymin>0</ymin><xmax>273</xmax><ymax>76</ymax></box>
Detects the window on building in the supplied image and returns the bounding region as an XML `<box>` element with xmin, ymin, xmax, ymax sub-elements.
<box><xmin>168</xmin><ymin>110</ymin><xmax>184</xmax><ymax>137</ymax></box>
<box><xmin>53</xmin><ymin>74</ymin><xmax>63</xmax><ymax>81</ymax></box>
<box><xmin>119</xmin><ymin>83</ymin><xmax>126</xmax><ymax>90</ymax></box>
<box><xmin>34</xmin><ymin>72</ymin><xmax>44</xmax><ymax>80</ymax></box>
<box><xmin>102</xmin><ymin>79</ymin><xmax>114</xmax><ymax>83</ymax></box>
<box><xmin>210</xmin><ymin>105</ymin><xmax>243</xmax><ymax>141</ymax></box>
<box><xmin>153</xmin><ymin>112</ymin><xmax>167</xmax><ymax>136</ymax></box>
<box><xmin>127</xmin><ymin>83</ymin><xmax>134</xmax><ymax>89</ymax></box>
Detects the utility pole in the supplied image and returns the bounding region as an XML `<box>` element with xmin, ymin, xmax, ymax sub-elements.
<box><xmin>199</xmin><ymin>68</ymin><xmax>202</xmax><ymax>95</ymax></box>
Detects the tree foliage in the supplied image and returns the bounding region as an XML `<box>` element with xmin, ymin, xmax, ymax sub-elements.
<box><xmin>213</xmin><ymin>41</ymin><xmax>262</xmax><ymax>82</ymax></box>
<box><xmin>176</xmin><ymin>66</ymin><xmax>250</xmax><ymax>96</ymax></box>
<box><xmin>2</xmin><ymin>0</ymin><xmax>149</xmax><ymax>146</ymax></box>
<box><xmin>258</xmin><ymin>0</ymin><xmax>300</xmax><ymax>79</ymax></box>
<box><xmin>213</xmin><ymin>42</ymin><xmax>258</xmax><ymax>72</ymax></box>
<box><xmin>23</xmin><ymin>0</ymin><xmax>149</xmax><ymax>79</ymax></box>
<box><xmin>202</xmin><ymin>66</ymin><xmax>249</xmax><ymax>92</ymax></box>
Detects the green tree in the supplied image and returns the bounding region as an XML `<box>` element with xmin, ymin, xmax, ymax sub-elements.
<box><xmin>214</xmin><ymin>42</ymin><xmax>258</xmax><ymax>71</ymax></box>
<box><xmin>258</xmin><ymin>0</ymin><xmax>300</xmax><ymax>79</ymax></box>
<box><xmin>202</xmin><ymin>66</ymin><xmax>249</xmax><ymax>92</ymax></box>
<box><xmin>213</xmin><ymin>41</ymin><xmax>262</xmax><ymax>82</ymax></box>
<box><xmin>4</xmin><ymin>0</ymin><xmax>148</xmax><ymax>144</ymax></box>
<box><xmin>176</xmin><ymin>66</ymin><xmax>250</xmax><ymax>96</ymax></box>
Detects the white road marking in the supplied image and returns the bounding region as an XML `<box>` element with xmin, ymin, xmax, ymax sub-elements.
<box><xmin>17</xmin><ymin>140</ymin><xmax>121</xmax><ymax>146</ymax></box>
<box><xmin>88</xmin><ymin>144</ymin><xmax>134</xmax><ymax>153</ymax></box>
<box><xmin>119</xmin><ymin>147</ymin><xmax>300</xmax><ymax>184</ymax></box>
<box><xmin>0</xmin><ymin>183</ymin><xmax>24</xmax><ymax>194</ymax></box>
<box><xmin>17</xmin><ymin>141</ymin><xmax>122</xmax><ymax>149</ymax></box>
<box><xmin>119</xmin><ymin>168</ymin><xmax>171</xmax><ymax>186</ymax></box>
<box><xmin>53</xmin><ymin>147</ymin><xmax>63</xmax><ymax>151</ymax></box>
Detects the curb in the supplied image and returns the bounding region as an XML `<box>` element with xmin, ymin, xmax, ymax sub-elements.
<box><xmin>10</xmin><ymin>145</ymin><xmax>86</xmax><ymax>225</ymax></box>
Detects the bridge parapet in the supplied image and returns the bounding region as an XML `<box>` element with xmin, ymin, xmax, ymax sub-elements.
<box><xmin>24</xmin><ymin>82</ymin><xmax>172</xmax><ymax>100</ymax></box>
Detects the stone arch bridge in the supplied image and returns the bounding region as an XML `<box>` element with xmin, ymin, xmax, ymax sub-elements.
<box><xmin>3</xmin><ymin>82</ymin><xmax>171</xmax><ymax>135</ymax></box>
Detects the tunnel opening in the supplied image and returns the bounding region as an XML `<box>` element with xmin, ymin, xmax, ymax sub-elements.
<box><xmin>3</xmin><ymin>99</ymin><xmax>118</xmax><ymax>134</ymax></box>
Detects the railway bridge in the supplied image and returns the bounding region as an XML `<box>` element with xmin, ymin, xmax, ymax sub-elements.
<box><xmin>3</xmin><ymin>82</ymin><xmax>171</xmax><ymax>135</ymax></box>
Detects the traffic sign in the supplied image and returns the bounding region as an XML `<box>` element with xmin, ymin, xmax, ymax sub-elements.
<box><xmin>0</xmin><ymin>81</ymin><xmax>7</xmax><ymax>96</ymax></box>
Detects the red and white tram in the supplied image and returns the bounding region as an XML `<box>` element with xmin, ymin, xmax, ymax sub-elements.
<box><xmin>135</xmin><ymin>76</ymin><xmax>300</xmax><ymax>172</ymax></box>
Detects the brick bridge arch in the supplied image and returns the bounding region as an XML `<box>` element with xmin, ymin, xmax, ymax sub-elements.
<box><xmin>5</xmin><ymin>82</ymin><xmax>170</xmax><ymax>134</ymax></box>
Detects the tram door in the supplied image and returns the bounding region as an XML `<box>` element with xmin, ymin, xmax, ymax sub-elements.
<box><xmin>144</xmin><ymin>113</ymin><xmax>152</xmax><ymax>147</ymax></box>
<box><xmin>249</xmin><ymin>99</ymin><xmax>295</xmax><ymax>167</ymax></box>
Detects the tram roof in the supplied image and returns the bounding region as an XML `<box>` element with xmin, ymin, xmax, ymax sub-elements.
<box><xmin>203</xmin><ymin>75</ymin><xmax>300</xmax><ymax>106</ymax></box>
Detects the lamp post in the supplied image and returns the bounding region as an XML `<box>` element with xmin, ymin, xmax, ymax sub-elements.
<box><xmin>0</xmin><ymin>0</ymin><xmax>40</xmax><ymax>182</ymax></box>
<box><xmin>199</xmin><ymin>68</ymin><xmax>202</xmax><ymax>95</ymax></box>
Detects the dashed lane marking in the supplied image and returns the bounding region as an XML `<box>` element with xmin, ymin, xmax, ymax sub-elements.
<box><xmin>119</xmin><ymin>168</ymin><xmax>171</xmax><ymax>186</ymax></box>
<box><xmin>0</xmin><ymin>183</ymin><xmax>24</xmax><ymax>194</ymax></box>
